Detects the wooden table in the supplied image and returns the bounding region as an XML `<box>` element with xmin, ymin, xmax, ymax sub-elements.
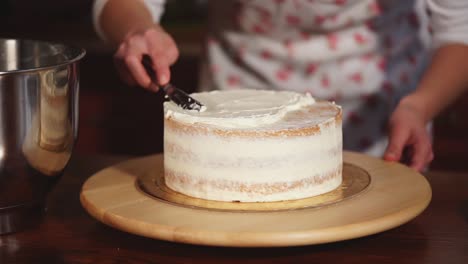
<box><xmin>1</xmin><ymin>155</ymin><xmax>467</xmax><ymax>264</ymax></box>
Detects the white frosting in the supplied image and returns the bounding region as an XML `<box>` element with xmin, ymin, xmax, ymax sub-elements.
<box><xmin>164</xmin><ymin>89</ymin><xmax>316</xmax><ymax>129</ymax></box>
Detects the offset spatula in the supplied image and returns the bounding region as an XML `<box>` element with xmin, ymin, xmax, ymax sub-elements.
<box><xmin>142</xmin><ymin>55</ymin><xmax>204</xmax><ymax>111</ymax></box>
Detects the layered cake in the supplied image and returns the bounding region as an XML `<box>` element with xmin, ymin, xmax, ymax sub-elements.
<box><xmin>163</xmin><ymin>89</ymin><xmax>342</xmax><ymax>202</ymax></box>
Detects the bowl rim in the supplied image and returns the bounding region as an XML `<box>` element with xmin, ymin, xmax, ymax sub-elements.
<box><xmin>0</xmin><ymin>38</ymin><xmax>86</xmax><ymax>75</ymax></box>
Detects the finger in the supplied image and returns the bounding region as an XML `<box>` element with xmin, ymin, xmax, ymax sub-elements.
<box><xmin>166</xmin><ymin>44</ymin><xmax>179</xmax><ymax>65</ymax></box>
<box><xmin>410</xmin><ymin>134</ymin><xmax>432</xmax><ymax>172</ymax></box>
<box><xmin>422</xmin><ymin>143</ymin><xmax>434</xmax><ymax>170</ymax></box>
<box><xmin>384</xmin><ymin>123</ymin><xmax>411</xmax><ymax>162</ymax></box>
<box><xmin>427</xmin><ymin>150</ymin><xmax>434</xmax><ymax>163</ymax></box>
<box><xmin>125</xmin><ymin>55</ymin><xmax>152</xmax><ymax>89</ymax></box>
<box><xmin>115</xmin><ymin>42</ymin><xmax>126</xmax><ymax>57</ymax></box>
<box><xmin>153</xmin><ymin>37</ymin><xmax>179</xmax><ymax>65</ymax></box>
<box><xmin>153</xmin><ymin>58</ymin><xmax>171</xmax><ymax>85</ymax></box>
<box><xmin>422</xmin><ymin>150</ymin><xmax>435</xmax><ymax>171</ymax></box>
<box><xmin>146</xmin><ymin>28</ymin><xmax>179</xmax><ymax>66</ymax></box>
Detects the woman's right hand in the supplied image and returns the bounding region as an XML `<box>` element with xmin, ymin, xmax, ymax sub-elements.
<box><xmin>113</xmin><ymin>25</ymin><xmax>179</xmax><ymax>92</ymax></box>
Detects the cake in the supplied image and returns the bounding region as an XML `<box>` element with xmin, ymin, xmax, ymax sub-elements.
<box><xmin>163</xmin><ymin>89</ymin><xmax>342</xmax><ymax>202</ymax></box>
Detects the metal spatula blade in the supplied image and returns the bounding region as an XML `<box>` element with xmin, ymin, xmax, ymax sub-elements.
<box><xmin>142</xmin><ymin>55</ymin><xmax>204</xmax><ymax>111</ymax></box>
<box><xmin>159</xmin><ymin>83</ymin><xmax>203</xmax><ymax>111</ymax></box>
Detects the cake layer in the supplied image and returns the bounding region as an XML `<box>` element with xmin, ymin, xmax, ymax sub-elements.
<box><xmin>163</xmin><ymin>89</ymin><xmax>342</xmax><ymax>202</ymax></box>
<box><xmin>164</xmin><ymin>167</ymin><xmax>342</xmax><ymax>202</ymax></box>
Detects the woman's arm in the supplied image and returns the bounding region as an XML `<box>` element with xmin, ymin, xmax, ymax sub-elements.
<box><xmin>400</xmin><ymin>44</ymin><xmax>468</xmax><ymax>123</ymax></box>
<box><xmin>99</xmin><ymin>0</ymin><xmax>155</xmax><ymax>46</ymax></box>
<box><xmin>384</xmin><ymin>45</ymin><xmax>468</xmax><ymax>170</ymax></box>
<box><xmin>384</xmin><ymin>0</ymin><xmax>468</xmax><ymax>171</ymax></box>
<box><xmin>93</xmin><ymin>0</ymin><xmax>178</xmax><ymax>88</ymax></box>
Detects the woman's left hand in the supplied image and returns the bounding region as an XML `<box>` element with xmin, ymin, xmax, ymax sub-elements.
<box><xmin>384</xmin><ymin>95</ymin><xmax>434</xmax><ymax>171</ymax></box>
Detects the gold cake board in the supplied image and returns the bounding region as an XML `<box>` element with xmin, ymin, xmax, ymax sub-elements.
<box><xmin>80</xmin><ymin>151</ymin><xmax>432</xmax><ymax>247</ymax></box>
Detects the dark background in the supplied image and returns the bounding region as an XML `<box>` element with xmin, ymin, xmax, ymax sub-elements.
<box><xmin>0</xmin><ymin>0</ymin><xmax>467</xmax><ymax>171</ymax></box>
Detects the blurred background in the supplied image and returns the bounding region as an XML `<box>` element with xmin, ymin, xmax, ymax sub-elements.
<box><xmin>0</xmin><ymin>0</ymin><xmax>467</xmax><ymax>171</ymax></box>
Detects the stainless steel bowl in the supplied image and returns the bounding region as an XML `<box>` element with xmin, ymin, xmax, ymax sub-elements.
<box><xmin>0</xmin><ymin>38</ymin><xmax>85</xmax><ymax>234</ymax></box>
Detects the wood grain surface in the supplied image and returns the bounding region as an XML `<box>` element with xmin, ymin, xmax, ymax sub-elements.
<box><xmin>80</xmin><ymin>152</ymin><xmax>431</xmax><ymax>247</ymax></box>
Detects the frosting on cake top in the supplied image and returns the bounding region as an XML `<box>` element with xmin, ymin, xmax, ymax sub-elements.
<box><xmin>164</xmin><ymin>89</ymin><xmax>319</xmax><ymax>129</ymax></box>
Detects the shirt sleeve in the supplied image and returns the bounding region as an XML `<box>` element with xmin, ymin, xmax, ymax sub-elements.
<box><xmin>426</xmin><ymin>0</ymin><xmax>468</xmax><ymax>48</ymax></box>
<box><xmin>92</xmin><ymin>0</ymin><xmax>166</xmax><ymax>41</ymax></box>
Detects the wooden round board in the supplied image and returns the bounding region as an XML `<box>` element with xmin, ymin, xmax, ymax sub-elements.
<box><xmin>80</xmin><ymin>151</ymin><xmax>432</xmax><ymax>247</ymax></box>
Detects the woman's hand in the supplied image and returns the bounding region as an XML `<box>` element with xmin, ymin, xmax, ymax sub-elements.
<box><xmin>384</xmin><ymin>95</ymin><xmax>434</xmax><ymax>171</ymax></box>
<box><xmin>113</xmin><ymin>25</ymin><xmax>179</xmax><ymax>91</ymax></box>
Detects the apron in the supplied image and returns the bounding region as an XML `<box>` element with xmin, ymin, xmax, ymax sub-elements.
<box><xmin>198</xmin><ymin>0</ymin><xmax>431</xmax><ymax>157</ymax></box>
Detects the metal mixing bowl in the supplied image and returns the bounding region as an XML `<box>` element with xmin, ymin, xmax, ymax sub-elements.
<box><xmin>0</xmin><ymin>38</ymin><xmax>85</xmax><ymax>234</ymax></box>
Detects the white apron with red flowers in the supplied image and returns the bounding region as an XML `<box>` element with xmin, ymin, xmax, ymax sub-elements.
<box><xmin>198</xmin><ymin>0</ymin><xmax>430</xmax><ymax>157</ymax></box>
